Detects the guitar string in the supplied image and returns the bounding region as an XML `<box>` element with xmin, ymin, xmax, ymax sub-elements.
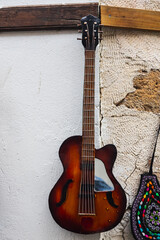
<box><xmin>87</xmin><ymin>52</ymin><xmax>90</xmax><ymax>214</ymax></box>
<box><xmin>83</xmin><ymin>51</ymin><xmax>88</xmax><ymax>214</ymax></box>
<box><xmin>92</xmin><ymin>52</ymin><xmax>95</xmax><ymax>213</ymax></box>
<box><xmin>91</xmin><ymin>52</ymin><xmax>94</xmax><ymax>214</ymax></box>
<box><xmin>92</xmin><ymin>52</ymin><xmax>95</xmax><ymax>214</ymax></box>
<box><xmin>87</xmin><ymin>52</ymin><xmax>90</xmax><ymax>213</ymax></box>
<box><xmin>83</xmin><ymin>52</ymin><xmax>87</xmax><ymax>213</ymax></box>
<box><xmin>89</xmin><ymin>53</ymin><xmax>91</xmax><ymax>213</ymax></box>
<box><xmin>89</xmin><ymin>52</ymin><xmax>92</xmax><ymax>214</ymax></box>
<box><xmin>84</xmin><ymin>50</ymin><xmax>88</xmax><ymax>214</ymax></box>
<box><xmin>90</xmin><ymin>53</ymin><xmax>92</xmax><ymax>214</ymax></box>
<box><xmin>84</xmin><ymin>50</ymin><xmax>87</xmax><ymax>214</ymax></box>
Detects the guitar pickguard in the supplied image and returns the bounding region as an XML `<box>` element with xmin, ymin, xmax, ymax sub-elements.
<box><xmin>94</xmin><ymin>158</ymin><xmax>114</xmax><ymax>192</ymax></box>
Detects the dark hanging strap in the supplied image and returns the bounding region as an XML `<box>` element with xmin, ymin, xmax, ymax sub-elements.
<box><xmin>149</xmin><ymin>125</ymin><xmax>160</xmax><ymax>175</ymax></box>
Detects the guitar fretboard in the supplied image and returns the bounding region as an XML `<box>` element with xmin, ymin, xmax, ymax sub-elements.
<box><xmin>79</xmin><ymin>50</ymin><xmax>95</xmax><ymax>215</ymax></box>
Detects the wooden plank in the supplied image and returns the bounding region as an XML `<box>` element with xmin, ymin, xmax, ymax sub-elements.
<box><xmin>101</xmin><ymin>5</ymin><xmax>160</xmax><ymax>31</ymax></box>
<box><xmin>0</xmin><ymin>3</ymin><xmax>98</xmax><ymax>31</ymax></box>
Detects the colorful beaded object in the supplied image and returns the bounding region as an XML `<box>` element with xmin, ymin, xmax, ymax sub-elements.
<box><xmin>131</xmin><ymin>127</ymin><xmax>160</xmax><ymax>240</ymax></box>
<box><xmin>131</xmin><ymin>174</ymin><xmax>160</xmax><ymax>239</ymax></box>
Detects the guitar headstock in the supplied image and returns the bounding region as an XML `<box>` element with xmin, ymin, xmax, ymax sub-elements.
<box><xmin>78</xmin><ymin>15</ymin><xmax>101</xmax><ymax>50</ymax></box>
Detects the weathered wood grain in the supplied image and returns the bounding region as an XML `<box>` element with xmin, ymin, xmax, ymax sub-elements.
<box><xmin>0</xmin><ymin>3</ymin><xmax>98</xmax><ymax>31</ymax></box>
<box><xmin>101</xmin><ymin>5</ymin><xmax>160</xmax><ymax>31</ymax></box>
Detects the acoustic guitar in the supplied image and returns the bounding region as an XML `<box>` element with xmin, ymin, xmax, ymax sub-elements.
<box><xmin>49</xmin><ymin>15</ymin><xmax>126</xmax><ymax>234</ymax></box>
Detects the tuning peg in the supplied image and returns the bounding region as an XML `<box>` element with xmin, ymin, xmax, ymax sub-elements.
<box><xmin>77</xmin><ymin>24</ymin><xmax>81</xmax><ymax>27</ymax></box>
<box><xmin>98</xmin><ymin>31</ymin><xmax>103</xmax><ymax>33</ymax></box>
<box><xmin>77</xmin><ymin>38</ymin><xmax>82</xmax><ymax>40</ymax></box>
<box><xmin>78</xmin><ymin>30</ymin><xmax>82</xmax><ymax>33</ymax></box>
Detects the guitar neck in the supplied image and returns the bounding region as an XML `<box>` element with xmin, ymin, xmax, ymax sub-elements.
<box><xmin>82</xmin><ymin>50</ymin><xmax>95</xmax><ymax>148</ymax></box>
<box><xmin>79</xmin><ymin>15</ymin><xmax>99</xmax><ymax>215</ymax></box>
<box><xmin>79</xmin><ymin>50</ymin><xmax>95</xmax><ymax>215</ymax></box>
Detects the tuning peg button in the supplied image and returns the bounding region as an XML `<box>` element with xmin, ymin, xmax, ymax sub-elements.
<box><xmin>78</xmin><ymin>30</ymin><xmax>82</xmax><ymax>33</ymax></box>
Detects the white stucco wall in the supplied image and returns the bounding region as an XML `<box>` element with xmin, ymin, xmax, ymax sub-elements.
<box><xmin>100</xmin><ymin>0</ymin><xmax>160</xmax><ymax>240</ymax></box>
<box><xmin>0</xmin><ymin>1</ymin><xmax>100</xmax><ymax>240</ymax></box>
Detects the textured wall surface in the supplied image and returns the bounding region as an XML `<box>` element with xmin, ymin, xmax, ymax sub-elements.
<box><xmin>100</xmin><ymin>0</ymin><xmax>160</xmax><ymax>239</ymax></box>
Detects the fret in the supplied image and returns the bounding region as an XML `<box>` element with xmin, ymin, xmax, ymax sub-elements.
<box><xmin>83</xmin><ymin>111</ymin><xmax>94</xmax><ymax>113</ymax></box>
<box><xmin>82</xmin><ymin>149</ymin><xmax>94</xmax><ymax>152</ymax></box>
<box><xmin>85</xmin><ymin>73</ymin><xmax>94</xmax><ymax>76</ymax></box>
<box><xmin>82</xmin><ymin>142</ymin><xmax>94</xmax><ymax>145</ymax></box>
<box><xmin>84</xmin><ymin>85</ymin><xmax>94</xmax><ymax>88</ymax></box>
<box><xmin>85</xmin><ymin>65</ymin><xmax>95</xmax><ymax>68</ymax></box>
<box><xmin>83</xmin><ymin>116</ymin><xmax>94</xmax><ymax>117</ymax></box>
<box><xmin>82</xmin><ymin>152</ymin><xmax>94</xmax><ymax>155</ymax></box>
<box><xmin>82</xmin><ymin>147</ymin><xmax>94</xmax><ymax>150</ymax></box>
<box><xmin>83</xmin><ymin>130</ymin><xmax>94</xmax><ymax>132</ymax></box>
<box><xmin>83</xmin><ymin>96</ymin><xmax>94</xmax><ymax>98</ymax></box>
<box><xmin>83</xmin><ymin>116</ymin><xmax>94</xmax><ymax>119</ymax></box>
<box><xmin>82</xmin><ymin>143</ymin><xmax>94</xmax><ymax>146</ymax></box>
<box><xmin>84</xmin><ymin>81</ymin><xmax>94</xmax><ymax>83</ymax></box>
<box><xmin>83</xmin><ymin>126</ymin><xmax>94</xmax><ymax>128</ymax></box>
<box><xmin>83</xmin><ymin>109</ymin><xmax>94</xmax><ymax>112</ymax></box>
<box><xmin>84</xmin><ymin>88</ymin><xmax>94</xmax><ymax>90</ymax></box>
<box><xmin>83</xmin><ymin>129</ymin><xmax>94</xmax><ymax>132</ymax></box>
<box><xmin>82</xmin><ymin>136</ymin><xmax>94</xmax><ymax>138</ymax></box>
<box><xmin>85</xmin><ymin>103</ymin><xmax>93</xmax><ymax>105</ymax></box>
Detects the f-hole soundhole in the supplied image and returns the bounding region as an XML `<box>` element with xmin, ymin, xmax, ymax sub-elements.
<box><xmin>56</xmin><ymin>179</ymin><xmax>73</xmax><ymax>207</ymax></box>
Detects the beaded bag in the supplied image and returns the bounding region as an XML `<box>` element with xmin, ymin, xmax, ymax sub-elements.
<box><xmin>131</xmin><ymin>127</ymin><xmax>160</xmax><ymax>240</ymax></box>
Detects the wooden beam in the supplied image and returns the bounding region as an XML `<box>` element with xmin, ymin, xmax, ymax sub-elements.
<box><xmin>0</xmin><ymin>3</ymin><xmax>98</xmax><ymax>31</ymax></box>
<box><xmin>101</xmin><ymin>5</ymin><xmax>160</xmax><ymax>31</ymax></box>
